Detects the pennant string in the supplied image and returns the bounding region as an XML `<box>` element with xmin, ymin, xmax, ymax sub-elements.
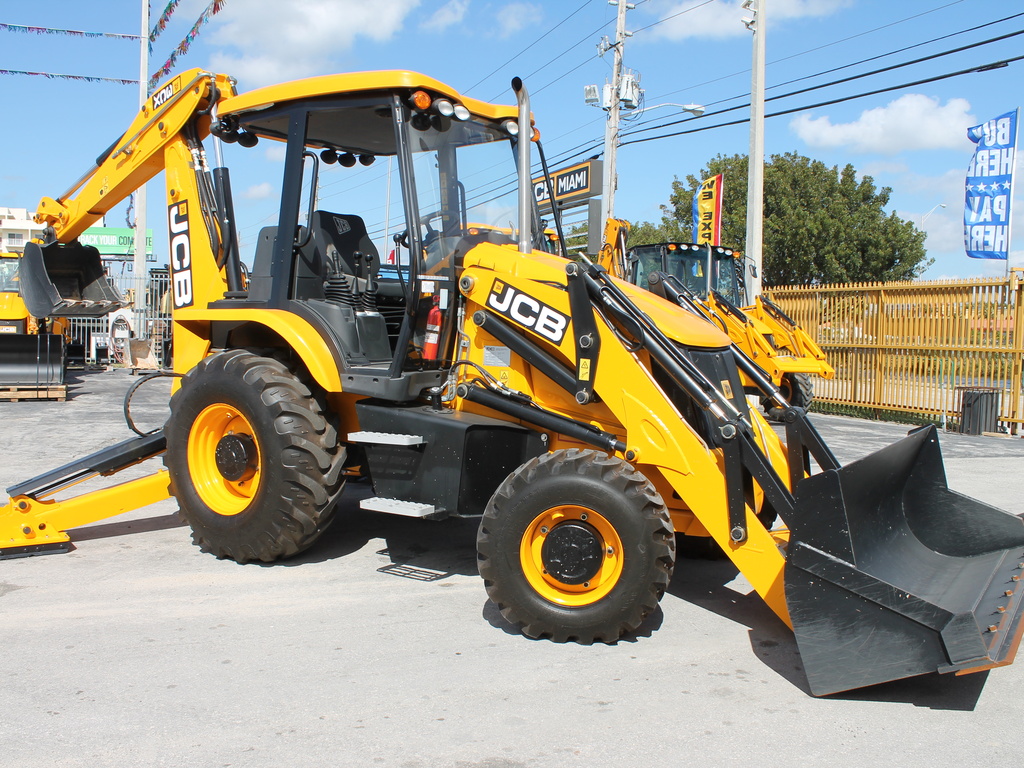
<box><xmin>148</xmin><ymin>0</ymin><xmax>185</xmax><ymax>52</ymax></box>
<box><xmin>148</xmin><ymin>0</ymin><xmax>227</xmax><ymax>92</ymax></box>
<box><xmin>0</xmin><ymin>68</ymin><xmax>137</xmax><ymax>85</ymax></box>
<box><xmin>0</xmin><ymin>22</ymin><xmax>140</xmax><ymax>40</ymax></box>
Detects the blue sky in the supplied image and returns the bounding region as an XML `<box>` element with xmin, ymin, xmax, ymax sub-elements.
<box><xmin>1</xmin><ymin>0</ymin><xmax>1021</xmax><ymax>280</ymax></box>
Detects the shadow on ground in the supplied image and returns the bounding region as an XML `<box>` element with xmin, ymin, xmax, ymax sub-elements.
<box><xmin>667</xmin><ymin>544</ymin><xmax>987</xmax><ymax>710</ymax></box>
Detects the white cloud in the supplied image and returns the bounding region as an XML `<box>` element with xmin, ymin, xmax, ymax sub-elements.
<box><xmin>858</xmin><ymin>160</ymin><xmax>909</xmax><ymax>177</ymax></box>
<box><xmin>206</xmin><ymin>0</ymin><xmax>421</xmax><ymax>87</ymax></box>
<box><xmin>243</xmin><ymin>182</ymin><xmax>275</xmax><ymax>200</ymax></box>
<box><xmin>423</xmin><ymin>0</ymin><xmax>469</xmax><ymax>31</ymax></box>
<box><xmin>265</xmin><ymin>144</ymin><xmax>287</xmax><ymax>163</ymax></box>
<box><xmin>643</xmin><ymin>0</ymin><xmax>851</xmax><ymax>41</ymax></box>
<box><xmin>790</xmin><ymin>94</ymin><xmax>976</xmax><ymax>154</ymax></box>
<box><xmin>495</xmin><ymin>3</ymin><xmax>543</xmax><ymax>38</ymax></box>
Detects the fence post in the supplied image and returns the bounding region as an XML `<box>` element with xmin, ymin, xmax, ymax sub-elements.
<box><xmin>1011</xmin><ymin>271</ymin><xmax>1023</xmax><ymax>435</ymax></box>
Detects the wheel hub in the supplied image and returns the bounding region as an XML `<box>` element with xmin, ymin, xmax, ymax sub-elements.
<box><xmin>215</xmin><ymin>433</ymin><xmax>258</xmax><ymax>482</ymax></box>
<box><xmin>541</xmin><ymin>522</ymin><xmax>604</xmax><ymax>585</ymax></box>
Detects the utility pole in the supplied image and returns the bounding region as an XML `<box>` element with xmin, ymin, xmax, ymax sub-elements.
<box><xmin>743</xmin><ymin>0</ymin><xmax>765</xmax><ymax>299</ymax></box>
<box><xmin>132</xmin><ymin>0</ymin><xmax>149</xmax><ymax>340</ymax></box>
<box><xmin>600</xmin><ymin>0</ymin><xmax>632</xmax><ymax>225</ymax></box>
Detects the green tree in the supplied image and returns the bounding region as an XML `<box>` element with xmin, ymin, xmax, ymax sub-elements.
<box><xmin>635</xmin><ymin>152</ymin><xmax>931</xmax><ymax>285</ymax></box>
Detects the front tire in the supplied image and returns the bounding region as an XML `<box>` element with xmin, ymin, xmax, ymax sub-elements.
<box><xmin>765</xmin><ymin>371</ymin><xmax>815</xmax><ymax>420</ymax></box>
<box><xmin>477</xmin><ymin>449</ymin><xmax>675</xmax><ymax>643</ymax></box>
<box><xmin>164</xmin><ymin>349</ymin><xmax>344</xmax><ymax>563</ymax></box>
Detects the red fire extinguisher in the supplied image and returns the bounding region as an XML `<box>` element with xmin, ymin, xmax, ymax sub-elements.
<box><xmin>423</xmin><ymin>295</ymin><xmax>443</xmax><ymax>360</ymax></box>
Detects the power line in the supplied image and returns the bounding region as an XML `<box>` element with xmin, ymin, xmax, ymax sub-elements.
<box><xmin>466</xmin><ymin>0</ymin><xmax>593</xmax><ymax>93</ymax></box>
<box><xmin>624</xmin><ymin>25</ymin><xmax>1024</xmax><ymax>139</ymax></box>
<box><xmin>618</xmin><ymin>54</ymin><xmax>1024</xmax><ymax>149</ymax></box>
<box><xmin>644</xmin><ymin>0</ymin><xmax>972</xmax><ymax>103</ymax></box>
<box><xmin>631</xmin><ymin>0</ymin><xmax>719</xmax><ymax>35</ymax></box>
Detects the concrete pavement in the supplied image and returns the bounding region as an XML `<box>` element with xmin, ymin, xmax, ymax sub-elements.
<box><xmin>1</xmin><ymin>368</ymin><xmax>1022</xmax><ymax>767</ymax></box>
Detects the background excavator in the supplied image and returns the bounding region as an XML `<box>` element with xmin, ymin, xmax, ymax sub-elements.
<box><xmin>0</xmin><ymin>251</ymin><xmax>69</xmax><ymax>392</ymax></box>
<box><xmin>2</xmin><ymin>68</ymin><xmax>1023</xmax><ymax>696</ymax></box>
<box><xmin>600</xmin><ymin>219</ymin><xmax>834</xmax><ymax>414</ymax></box>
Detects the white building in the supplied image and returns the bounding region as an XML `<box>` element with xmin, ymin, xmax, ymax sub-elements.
<box><xmin>0</xmin><ymin>207</ymin><xmax>44</xmax><ymax>253</ymax></box>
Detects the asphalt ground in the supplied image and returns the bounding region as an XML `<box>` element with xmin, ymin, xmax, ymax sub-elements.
<box><xmin>2</xmin><ymin>367</ymin><xmax>1023</xmax><ymax>768</ymax></box>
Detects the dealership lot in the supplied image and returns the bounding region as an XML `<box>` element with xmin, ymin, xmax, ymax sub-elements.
<box><xmin>2</xmin><ymin>368</ymin><xmax>1023</xmax><ymax>768</ymax></box>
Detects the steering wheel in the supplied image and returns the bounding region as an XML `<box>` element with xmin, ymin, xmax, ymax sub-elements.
<box><xmin>395</xmin><ymin>210</ymin><xmax>446</xmax><ymax>252</ymax></box>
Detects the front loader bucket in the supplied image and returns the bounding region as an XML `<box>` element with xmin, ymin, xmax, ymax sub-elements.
<box><xmin>19</xmin><ymin>241</ymin><xmax>126</xmax><ymax>318</ymax></box>
<box><xmin>785</xmin><ymin>425</ymin><xmax>1024</xmax><ymax>696</ymax></box>
<box><xmin>0</xmin><ymin>333</ymin><xmax>65</xmax><ymax>386</ymax></box>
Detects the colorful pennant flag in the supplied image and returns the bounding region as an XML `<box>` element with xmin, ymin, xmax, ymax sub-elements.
<box><xmin>0</xmin><ymin>22</ymin><xmax>139</xmax><ymax>40</ymax></box>
<box><xmin>0</xmin><ymin>69</ymin><xmax>136</xmax><ymax>85</ymax></box>
<box><xmin>148</xmin><ymin>0</ymin><xmax>228</xmax><ymax>91</ymax></box>
<box><xmin>149</xmin><ymin>0</ymin><xmax>185</xmax><ymax>51</ymax></box>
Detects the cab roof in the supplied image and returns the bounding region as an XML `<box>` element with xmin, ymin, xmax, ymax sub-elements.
<box><xmin>220</xmin><ymin>70</ymin><xmax>520</xmax><ymax>122</ymax></box>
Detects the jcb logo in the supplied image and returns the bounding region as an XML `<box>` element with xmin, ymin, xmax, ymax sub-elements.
<box><xmin>486</xmin><ymin>281</ymin><xmax>569</xmax><ymax>344</ymax></box>
<box><xmin>168</xmin><ymin>202</ymin><xmax>193</xmax><ymax>308</ymax></box>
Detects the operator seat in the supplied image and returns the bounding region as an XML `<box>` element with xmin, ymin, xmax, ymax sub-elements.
<box><xmin>293</xmin><ymin>211</ymin><xmax>379</xmax><ymax>300</ymax></box>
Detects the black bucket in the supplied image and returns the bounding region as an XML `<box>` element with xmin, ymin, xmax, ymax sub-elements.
<box><xmin>785</xmin><ymin>425</ymin><xmax>1024</xmax><ymax>696</ymax></box>
<box><xmin>0</xmin><ymin>333</ymin><xmax>65</xmax><ymax>386</ymax></box>
<box><xmin>19</xmin><ymin>241</ymin><xmax>126</xmax><ymax>318</ymax></box>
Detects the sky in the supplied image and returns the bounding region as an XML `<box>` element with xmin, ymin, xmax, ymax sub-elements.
<box><xmin>1</xmin><ymin>0</ymin><xmax>1022</xmax><ymax>281</ymax></box>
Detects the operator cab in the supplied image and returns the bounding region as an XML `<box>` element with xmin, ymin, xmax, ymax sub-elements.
<box><xmin>630</xmin><ymin>243</ymin><xmax>744</xmax><ymax>305</ymax></box>
<box><xmin>216</xmin><ymin>73</ymin><xmax>545</xmax><ymax>399</ymax></box>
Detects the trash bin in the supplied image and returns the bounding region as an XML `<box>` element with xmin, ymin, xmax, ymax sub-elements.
<box><xmin>958</xmin><ymin>387</ymin><xmax>1000</xmax><ymax>435</ymax></box>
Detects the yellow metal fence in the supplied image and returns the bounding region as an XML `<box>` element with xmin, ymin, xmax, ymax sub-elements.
<box><xmin>767</xmin><ymin>274</ymin><xmax>1024</xmax><ymax>432</ymax></box>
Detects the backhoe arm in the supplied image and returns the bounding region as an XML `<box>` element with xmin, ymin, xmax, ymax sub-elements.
<box><xmin>35</xmin><ymin>70</ymin><xmax>236</xmax><ymax>242</ymax></box>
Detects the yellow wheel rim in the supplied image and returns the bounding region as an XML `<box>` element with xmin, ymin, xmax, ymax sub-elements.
<box><xmin>186</xmin><ymin>404</ymin><xmax>261</xmax><ymax>516</ymax></box>
<box><xmin>520</xmin><ymin>505</ymin><xmax>624</xmax><ymax>607</ymax></box>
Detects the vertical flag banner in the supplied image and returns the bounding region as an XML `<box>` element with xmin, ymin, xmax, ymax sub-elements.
<box><xmin>964</xmin><ymin>109</ymin><xmax>1017</xmax><ymax>260</ymax></box>
<box><xmin>691</xmin><ymin>174</ymin><xmax>724</xmax><ymax>245</ymax></box>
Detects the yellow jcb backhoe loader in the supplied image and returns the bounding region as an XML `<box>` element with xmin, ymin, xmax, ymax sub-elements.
<box><xmin>605</xmin><ymin>222</ymin><xmax>834</xmax><ymax>414</ymax></box>
<box><xmin>1</xmin><ymin>68</ymin><xmax>1022</xmax><ymax>696</ymax></box>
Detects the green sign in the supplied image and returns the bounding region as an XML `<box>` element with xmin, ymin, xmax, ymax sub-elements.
<box><xmin>80</xmin><ymin>227</ymin><xmax>155</xmax><ymax>259</ymax></box>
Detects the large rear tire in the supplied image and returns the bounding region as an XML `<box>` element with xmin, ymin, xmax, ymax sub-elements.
<box><xmin>164</xmin><ymin>349</ymin><xmax>344</xmax><ymax>563</ymax></box>
<box><xmin>477</xmin><ymin>449</ymin><xmax>675</xmax><ymax>643</ymax></box>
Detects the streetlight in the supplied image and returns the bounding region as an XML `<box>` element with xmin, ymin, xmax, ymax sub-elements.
<box><xmin>640</xmin><ymin>102</ymin><xmax>706</xmax><ymax>117</ymax></box>
<box><xmin>583</xmin><ymin>89</ymin><xmax>706</xmax><ymax>225</ymax></box>
<box><xmin>921</xmin><ymin>203</ymin><xmax>946</xmax><ymax>228</ymax></box>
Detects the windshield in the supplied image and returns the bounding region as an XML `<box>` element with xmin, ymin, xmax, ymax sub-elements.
<box><xmin>407</xmin><ymin>117</ymin><xmax>524</xmax><ymax>274</ymax></box>
<box><xmin>0</xmin><ymin>257</ymin><xmax>18</xmax><ymax>293</ymax></box>
<box><xmin>632</xmin><ymin>244</ymin><xmax>743</xmax><ymax>304</ymax></box>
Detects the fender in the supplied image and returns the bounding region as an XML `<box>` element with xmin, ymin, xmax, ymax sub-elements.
<box><xmin>174</xmin><ymin>307</ymin><xmax>345</xmax><ymax>392</ymax></box>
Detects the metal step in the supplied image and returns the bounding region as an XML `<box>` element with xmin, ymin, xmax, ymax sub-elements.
<box><xmin>347</xmin><ymin>431</ymin><xmax>425</xmax><ymax>446</ymax></box>
<box><xmin>360</xmin><ymin>497</ymin><xmax>436</xmax><ymax>517</ymax></box>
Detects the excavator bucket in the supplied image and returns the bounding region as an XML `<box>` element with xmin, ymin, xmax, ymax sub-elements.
<box><xmin>785</xmin><ymin>425</ymin><xmax>1024</xmax><ymax>696</ymax></box>
<box><xmin>19</xmin><ymin>241</ymin><xmax>126</xmax><ymax>318</ymax></box>
<box><xmin>0</xmin><ymin>333</ymin><xmax>64</xmax><ymax>386</ymax></box>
